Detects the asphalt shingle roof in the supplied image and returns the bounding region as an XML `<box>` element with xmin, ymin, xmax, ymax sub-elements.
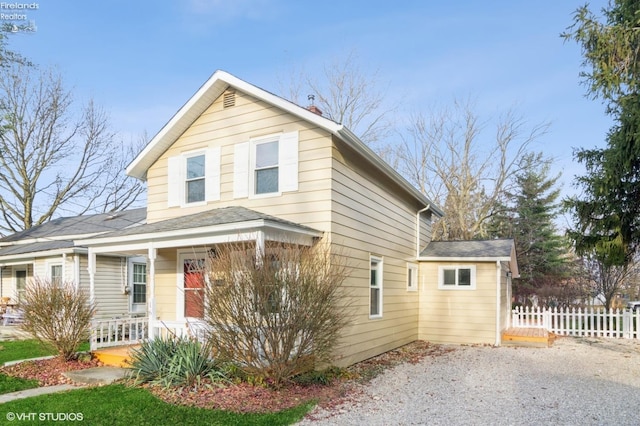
<box><xmin>0</xmin><ymin>208</ymin><xmax>146</xmax><ymax>243</ymax></box>
<box><xmin>0</xmin><ymin>241</ymin><xmax>75</xmax><ymax>257</ymax></box>
<box><xmin>85</xmin><ymin>206</ymin><xmax>320</xmax><ymax>240</ymax></box>
<box><xmin>420</xmin><ymin>239</ymin><xmax>514</xmax><ymax>258</ymax></box>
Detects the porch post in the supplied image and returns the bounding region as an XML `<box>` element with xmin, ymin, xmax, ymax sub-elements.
<box><xmin>148</xmin><ymin>245</ymin><xmax>157</xmax><ymax>339</ymax></box>
<box><xmin>256</xmin><ymin>230</ymin><xmax>265</xmax><ymax>259</ymax></box>
<box><xmin>88</xmin><ymin>249</ymin><xmax>96</xmax><ymax>305</ymax></box>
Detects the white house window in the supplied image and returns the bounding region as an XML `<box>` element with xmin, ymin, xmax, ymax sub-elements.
<box><xmin>186</xmin><ymin>154</ymin><xmax>205</xmax><ymax>203</ymax></box>
<box><xmin>407</xmin><ymin>263</ymin><xmax>418</xmax><ymax>291</ymax></box>
<box><xmin>167</xmin><ymin>148</ymin><xmax>221</xmax><ymax>208</ymax></box>
<box><xmin>233</xmin><ymin>131</ymin><xmax>299</xmax><ymax>199</ymax></box>
<box><xmin>51</xmin><ymin>264</ymin><xmax>63</xmax><ymax>285</ymax></box>
<box><xmin>438</xmin><ymin>265</ymin><xmax>476</xmax><ymax>290</ymax></box>
<box><xmin>132</xmin><ymin>263</ymin><xmax>147</xmax><ymax>304</ymax></box>
<box><xmin>254</xmin><ymin>140</ymin><xmax>279</xmax><ymax>194</ymax></box>
<box><xmin>370</xmin><ymin>256</ymin><xmax>383</xmax><ymax>318</ymax></box>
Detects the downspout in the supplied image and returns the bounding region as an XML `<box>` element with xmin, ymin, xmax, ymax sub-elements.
<box><xmin>495</xmin><ymin>260</ymin><xmax>501</xmax><ymax>346</ymax></box>
<box><xmin>416</xmin><ymin>206</ymin><xmax>431</xmax><ymax>258</ymax></box>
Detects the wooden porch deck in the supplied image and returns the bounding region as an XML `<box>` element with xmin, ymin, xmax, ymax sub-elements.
<box><xmin>502</xmin><ymin>327</ymin><xmax>556</xmax><ymax>348</ymax></box>
<box><xmin>92</xmin><ymin>345</ymin><xmax>139</xmax><ymax>367</ymax></box>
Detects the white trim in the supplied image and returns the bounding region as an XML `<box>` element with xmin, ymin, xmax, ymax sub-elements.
<box><xmin>250</xmin><ymin>134</ymin><xmax>282</xmax><ymax>198</ymax></box>
<box><xmin>369</xmin><ymin>255</ymin><xmax>383</xmax><ymax>319</ymax></box>
<box><xmin>0</xmin><ymin>248</ymin><xmax>86</xmax><ymax>264</ymax></box>
<box><xmin>128</xmin><ymin>256</ymin><xmax>147</xmax><ymax>314</ymax></box>
<box><xmin>45</xmin><ymin>259</ymin><xmax>63</xmax><ymax>283</ymax></box>
<box><xmin>419</xmin><ymin>256</ymin><xmax>511</xmax><ymax>262</ymax></box>
<box><xmin>12</xmin><ymin>265</ymin><xmax>27</xmax><ymax>303</ymax></box>
<box><xmin>437</xmin><ymin>265</ymin><xmax>477</xmax><ymax>290</ymax></box>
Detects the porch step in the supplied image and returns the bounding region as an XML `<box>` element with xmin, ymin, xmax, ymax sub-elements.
<box><xmin>92</xmin><ymin>345</ymin><xmax>139</xmax><ymax>367</ymax></box>
<box><xmin>502</xmin><ymin>327</ymin><xmax>556</xmax><ymax>348</ymax></box>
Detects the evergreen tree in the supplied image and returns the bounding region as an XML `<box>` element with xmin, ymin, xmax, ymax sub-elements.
<box><xmin>563</xmin><ymin>0</ymin><xmax>640</xmax><ymax>266</ymax></box>
<box><xmin>511</xmin><ymin>153</ymin><xmax>568</xmax><ymax>299</ymax></box>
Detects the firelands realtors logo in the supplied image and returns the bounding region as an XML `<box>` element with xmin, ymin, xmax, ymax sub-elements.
<box><xmin>0</xmin><ymin>2</ymin><xmax>38</xmax><ymax>33</ymax></box>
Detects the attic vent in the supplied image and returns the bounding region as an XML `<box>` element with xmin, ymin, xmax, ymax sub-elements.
<box><xmin>223</xmin><ymin>90</ymin><xmax>236</xmax><ymax>108</ymax></box>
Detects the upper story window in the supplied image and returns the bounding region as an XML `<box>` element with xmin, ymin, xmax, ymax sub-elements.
<box><xmin>167</xmin><ymin>147</ymin><xmax>220</xmax><ymax>208</ymax></box>
<box><xmin>234</xmin><ymin>131</ymin><xmax>299</xmax><ymax>199</ymax></box>
<box><xmin>438</xmin><ymin>265</ymin><xmax>476</xmax><ymax>290</ymax></box>
<box><xmin>186</xmin><ymin>154</ymin><xmax>205</xmax><ymax>203</ymax></box>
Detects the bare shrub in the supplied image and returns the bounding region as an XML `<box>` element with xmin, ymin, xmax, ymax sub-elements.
<box><xmin>202</xmin><ymin>241</ymin><xmax>351</xmax><ymax>387</ymax></box>
<box><xmin>19</xmin><ymin>278</ymin><xmax>96</xmax><ymax>361</ymax></box>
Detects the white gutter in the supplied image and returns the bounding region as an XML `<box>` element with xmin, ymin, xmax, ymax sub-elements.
<box><xmin>416</xmin><ymin>206</ymin><xmax>431</xmax><ymax>258</ymax></box>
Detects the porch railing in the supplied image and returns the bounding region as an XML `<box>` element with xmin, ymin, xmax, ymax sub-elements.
<box><xmin>90</xmin><ymin>316</ymin><xmax>149</xmax><ymax>350</ymax></box>
<box><xmin>512</xmin><ymin>306</ymin><xmax>640</xmax><ymax>339</ymax></box>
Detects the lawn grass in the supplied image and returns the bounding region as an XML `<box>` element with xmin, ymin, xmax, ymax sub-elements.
<box><xmin>0</xmin><ymin>339</ymin><xmax>90</xmax><ymax>365</ymax></box>
<box><xmin>0</xmin><ymin>373</ymin><xmax>38</xmax><ymax>394</ymax></box>
<box><xmin>1</xmin><ymin>384</ymin><xmax>314</xmax><ymax>425</ymax></box>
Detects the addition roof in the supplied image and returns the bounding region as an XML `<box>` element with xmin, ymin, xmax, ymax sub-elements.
<box><xmin>125</xmin><ymin>70</ymin><xmax>443</xmax><ymax>217</ymax></box>
<box><xmin>420</xmin><ymin>239</ymin><xmax>515</xmax><ymax>260</ymax></box>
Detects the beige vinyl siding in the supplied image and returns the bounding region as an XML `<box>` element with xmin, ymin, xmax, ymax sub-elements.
<box><xmin>418</xmin><ymin>261</ymin><xmax>498</xmax><ymax>345</ymax></box>
<box><xmin>145</xmin><ymin>91</ymin><xmax>333</xmax><ymax>232</ymax></box>
<box><xmin>33</xmin><ymin>255</ymin><xmax>76</xmax><ymax>283</ymax></box>
<box><xmin>328</xmin><ymin>137</ymin><xmax>424</xmax><ymax>366</ymax></box>
<box><xmin>153</xmin><ymin>248</ymin><xmax>178</xmax><ymax>321</ymax></box>
<box><xmin>79</xmin><ymin>255</ymin><xmax>90</xmax><ymax>294</ymax></box>
<box><xmin>92</xmin><ymin>256</ymin><xmax>129</xmax><ymax>320</ymax></box>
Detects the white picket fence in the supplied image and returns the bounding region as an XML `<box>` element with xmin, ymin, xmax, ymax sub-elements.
<box><xmin>512</xmin><ymin>306</ymin><xmax>640</xmax><ymax>339</ymax></box>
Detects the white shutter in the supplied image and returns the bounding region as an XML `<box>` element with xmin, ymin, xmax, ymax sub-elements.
<box><xmin>167</xmin><ymin>156</ymin><xmax>183</xmax><ymax>207</ymax></box>
<box><xmin>279</xmin><ymin>131</ymin><xmax>299</xmax><ymax>192</ymax></box>
<box><xmin>206</xmin><ymin>147</ymin><xmax>221</xmax><ymax>202</ymax></box>
<box><xmin>233</xmin><ymin>142</ymin><xmax>249</xmax><ymax>198</ymax></box>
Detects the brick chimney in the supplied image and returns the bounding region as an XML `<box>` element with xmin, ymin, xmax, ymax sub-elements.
<box><xmin>307</xmin><ymin>94</ymin><xmax>323</xmax><ymax>116</ymax></box>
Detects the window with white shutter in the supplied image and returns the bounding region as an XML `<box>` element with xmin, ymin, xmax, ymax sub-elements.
<box><xmin>166</xmin><ymin>148</ymin><xmax>220</xmax><ymax>207</ymax></box>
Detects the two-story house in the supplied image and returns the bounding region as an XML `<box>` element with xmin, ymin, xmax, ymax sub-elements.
<box><xmin>4</xmin><ymin>70</ymin><xmax>518</xmax><ymax>365</ymax></box>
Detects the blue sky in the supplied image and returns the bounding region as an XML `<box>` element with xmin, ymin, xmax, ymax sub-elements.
<box><xmin>7</xmin><ymin>0</ymin><xmax>612</xmax><ymax>208</ymax></box>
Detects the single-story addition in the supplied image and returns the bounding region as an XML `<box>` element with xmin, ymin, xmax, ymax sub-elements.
<box><xmin>0</xmin><ymin>208</ymin><xmax>147</xmax><ymax>319</ymax></box>
<box><xmin>6</xmin><ymin>69</ymin><xmax>518</xmax><ymax>364</ymax></box>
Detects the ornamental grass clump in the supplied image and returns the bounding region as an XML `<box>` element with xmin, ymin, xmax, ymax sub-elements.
<box><xmin>129</xmin><ymin>335</ymin><xmax>225</xmax><ymax>389</ymax></box>
<box><xmin>19</xmin><ymin>278</ymin><xmax>95</xmax><ymax>361</ymax></box>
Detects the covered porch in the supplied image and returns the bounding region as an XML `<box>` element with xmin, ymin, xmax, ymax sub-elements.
<box><xmin>78</xmin><ymin>207</ymin><xmax>323</xmax><ymax>351</ymax></box>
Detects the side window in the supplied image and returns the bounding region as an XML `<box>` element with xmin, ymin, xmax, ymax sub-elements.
<box><xmin>438</xmin><ymin>265</ymin><xmax>476</xmax><ymax>290</ymax></box>
<box><xmin>407</xmin><ymin>263</ymin><xmax>418</xmax><ymax>291</ymax></box>
<box><xmin>132</xmin><ymin>263</ymin><xmax>147</xmax><ymax>304</ymax></box>
<box><xmin>370</xmin><ymin>256</ymin><xmax>383</xmax><ymax>318</ymax></box>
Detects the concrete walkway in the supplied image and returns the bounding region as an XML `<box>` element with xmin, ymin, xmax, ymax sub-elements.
<box><xmin>0</xmin><ymin>326</ymin><xmax>31</xmax><ymax>341</ymax></box>
<box><xmin>0</xmin><ymin>367</ymin><xmax>129</xmax><ymax>403</ymax></box>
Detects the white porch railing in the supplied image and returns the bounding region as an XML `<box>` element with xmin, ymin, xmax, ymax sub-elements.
<box><xmin>90</xmin><ymin>317</ymin><xmax>149</xmax><ymax>350</ymax></box>
<box><xmin>512</xmin><ymin>306</ymin><xmax>640</xmax><ymax>339</ymax></box>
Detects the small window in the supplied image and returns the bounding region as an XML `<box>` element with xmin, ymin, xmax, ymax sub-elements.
<box><xmin>51</xmin><ymin>264</ymin><xmax>63</xmax><ymax>285</ymax></box>
<box><xmin>132</xmin><ymin>263</ymin><xmax>147</xmax><ymax>304</ymax></box>
<box><xmin>438</xmin><ymin>265</ymin><xmax>476</xmax><ymax>290</ymax></box>
<box><xmin>370</xmin><ymin>256</ymin><xmax>383</xmax><ymax>318</ymax></box>
<box><xmin>15</xmin><ymin>270</ymin><xmax>26</xmax><ymax>302</ymax></box>
<box><xmin>186</xmin><ymin>154</ymin><xmax>205</xmax><ymax>203</ymax></box>
<box><xmin>407</xmin><ymin>263</ymin><xmax>418</xmax><ymax>291</ymax></box>
<box><xmin>254</xmin><ymin>140</ymin><xmax>279</xmax><ymax>194</ymax></box>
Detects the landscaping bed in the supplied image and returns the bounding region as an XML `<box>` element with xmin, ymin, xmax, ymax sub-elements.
<box><xmin>0</xmin><ymin>340</ymin><xmax>449</xmax><ymax>414</ymax></box>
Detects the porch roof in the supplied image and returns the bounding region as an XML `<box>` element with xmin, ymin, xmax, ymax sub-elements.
<box><xmin>75</xmin><ymin>206</ymin><xmax>323</xmax><ymax>251</ymax></box>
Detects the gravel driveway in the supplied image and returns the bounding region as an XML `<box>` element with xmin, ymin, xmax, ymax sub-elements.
<box><xmin>299</xmin><ymin>337</ymin><xmax>640</xmax><ymax>425</ymax></box>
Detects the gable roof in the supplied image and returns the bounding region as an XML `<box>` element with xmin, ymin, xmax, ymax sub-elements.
<box><xmin>0</xmin><ymin>208</ymin><xmax>146</xmax><ymax>244</ymax></box>
<box><xmin>126</xmin><ymin>70</ymin><xmax>443</xmax><ymax>217</ymax></box>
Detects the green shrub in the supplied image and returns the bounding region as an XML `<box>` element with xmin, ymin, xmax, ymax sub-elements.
<box><xmin>129</xmin><ymin>335</ymin><xmax>226</xmax><ymax>388</ymax></box>
<box><xmin>19</xmin><ymin>278</ymin><xmax>95</xmax><ymax>361</ymax></box>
